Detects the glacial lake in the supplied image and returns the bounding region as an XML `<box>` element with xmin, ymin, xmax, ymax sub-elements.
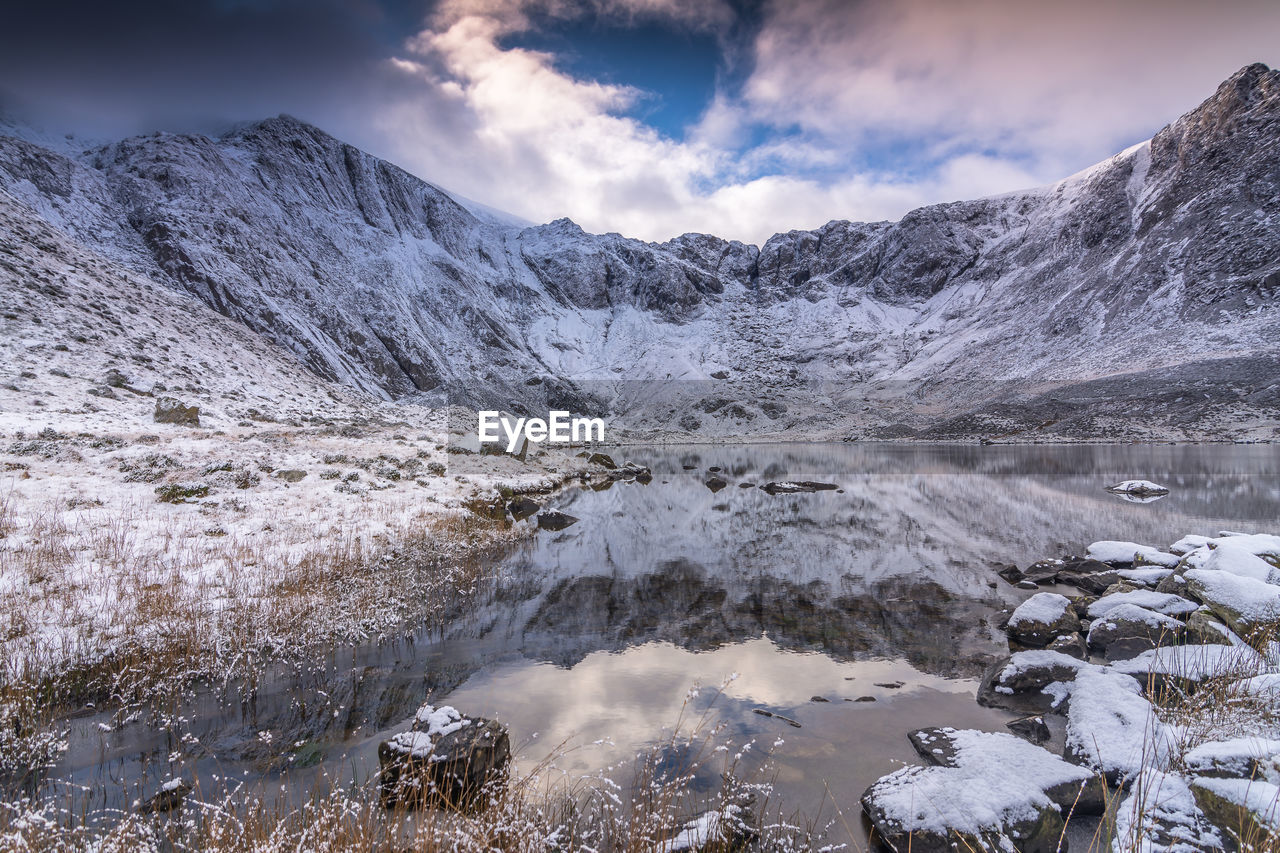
<box><xmin>50</xmin><ymin>442</ymin><xmax>1280</xmax><ymax>846</ymax></box>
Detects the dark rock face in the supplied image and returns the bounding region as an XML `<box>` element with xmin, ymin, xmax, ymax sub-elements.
<box><xmin>153</xmin><ymin>397</ymin><xmax>200</xmax><ymax>426</ymax></box>
<box><xmin>377</xmin><ymin>705</ymin><xmax>510</xmax><ymax>808</ymax></box>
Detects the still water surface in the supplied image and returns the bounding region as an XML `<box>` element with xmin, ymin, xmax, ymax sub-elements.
<box><xmin>54</xmin><ymin>442</ymin><xmax>1279</xmax><ymax>843</ymax></box>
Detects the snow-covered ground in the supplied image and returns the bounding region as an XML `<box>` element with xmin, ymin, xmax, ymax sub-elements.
<box><xmin>0</xmin><ymin>188</ymin><xmax>594</xmax><ymax>696</ymax></box>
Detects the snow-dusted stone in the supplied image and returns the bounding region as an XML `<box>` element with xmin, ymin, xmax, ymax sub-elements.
<box><xmin>1111</xmin><ymin>769</ymin><xmax>1225</xmax><ymax>853</ymax></box>
<box><xmin>1006</xmin><ymin>592</ymin><xmax>1081</xmax><ymax>647</ymax></box>
<box><xmin>1106</xmin><ymin>480</ymin><xmax>1170</xmax><ymax>497</ymax></box>
<box><xmin>1064</xmin><ymin>668</ymin><xmax>1177</xmax><ymax>785</ymax></box>
<box><xmin>1184</xmin><ymin>737</ymin><xmax>1280</xmax><ymax>780</ymax></box>
<box><xmin>977</xmin><ymin>650</ymin><xmax>1095</xmax><ymax>712</ymax></box>
<box><xmin>906</xmin><ymin>727</ymin><xmax>1105</xmax><ymax>814</ymax></box>
<box><xmin>378</xmin><ymin>704</ymin><xmax>510</xmax><ymax>807</ymax></box>
<box><xmin>1189</xmin><ymin>777</ymin><xmax>1280</xmax><ymax>845</ymax></box>
<box><xmin>586</xmin><ymin>452</ymin><xmax>616</xmax><ymax>469</ymax></box>
<box><xmin>1086</xmin><ymin>603</ymin><xmax>1185</xmax><ymax>661</ymax></box>
<box><xmin>1087</xmin><ymin>590</ymin><xmax>1200</xmax><ymax>620</ymax></box>
<box><xmin>1112</xmin><ymin>644</ymin><xmax>1265</xmax><ymax>689</ymax></box>
<box><xmin>1062</xmin><ymin>570</ymin><xmax>1126</xmax><ymax>595</ymax></box>
<box><xmin>861</xmin><ymin>736</ymin><xmax>1077</xmax><ymax>853</ymax></box>
<box><xmin>1185</xmin><ymin>569</ymin><xmax>1280</xmax><ymax>637</ymax></box>
<box><xmin>1087</xmin><ymin>540</ymin><xmax>1181</xmax><ymax>568</ymax></box>
<box><xmin>1010</xmin><ymin>557</ymin><xmax>1106</xmax><ymax>586</ymax></box>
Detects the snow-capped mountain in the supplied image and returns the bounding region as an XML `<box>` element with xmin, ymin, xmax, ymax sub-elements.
<box><xmin>1</xmin><ymin>64</ymin><xmax>1278</xmax><ymax>440</ymax></box>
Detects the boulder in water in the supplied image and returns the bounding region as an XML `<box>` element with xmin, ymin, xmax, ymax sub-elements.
<box><xmin>378</xmin><ymin>704</ymin><xmax>510</xmax><ymax>808</ymax></box>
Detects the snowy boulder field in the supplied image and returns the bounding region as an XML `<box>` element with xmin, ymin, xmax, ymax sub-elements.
<box><xmin>864</xmin><ymin>528</ymin><xmax>1280</xmax><ymax>851</ymax></box>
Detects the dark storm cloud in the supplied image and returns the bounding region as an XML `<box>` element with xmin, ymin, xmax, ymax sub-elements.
<box><xmin>0</xmin><ymin>0</ymin><xmax>430</xmax><ymax>137</ymax></box>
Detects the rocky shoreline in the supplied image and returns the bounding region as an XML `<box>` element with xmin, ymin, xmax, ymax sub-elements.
<box><xmin>862</xmin><ymin>530</ymin><xmax>1280</xmax><ymax>852</ymax></box>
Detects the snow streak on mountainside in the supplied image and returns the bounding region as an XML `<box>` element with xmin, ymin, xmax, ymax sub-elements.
<box><xmin>1</xmin><ymin>64</ymin><xmax>1278</xmax><ymax>440</ymax></box>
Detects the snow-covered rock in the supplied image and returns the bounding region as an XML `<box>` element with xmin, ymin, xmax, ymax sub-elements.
<box><xmin>1086</xmin><ymin>603</ymin><xmax>1185</xmax><ymax>661</ymax></box>
<box><xmin>377</xmin><ymin>704</ymin><xmax>510</xmax><ymax>807</ymax></box>
<box><xmin>1185</xmin><ymin>569</ymin><xmax>1280</xmax><ymax>637</ymax></box>
<box><xmin>862</xmin><ymin>727</ymin><xmax>1102</xmax><ymax>853</ymax></box>
<box><xmin>1006</xmin><ymin>592</ymin><xmax>1080</xmax><ymax>647</ymax></box>
<box><xmin>977</xmin><ymin>650</ymin><xmax>1096</xmax><ymax>711</ymax></box>
<box><xmin>1189</xmin><ymin>776</ymin><xmax>1280</xmax><ymax>844</ymax></box>
<box><xmin>1087</xmin><ymin>590</ymin><xmax>1200</xmax><ymax>620</ymax></box>
<box><xmin>1087</xmin><ymin>541</ymin><xmax>1181</xmax><ymax>568</ymax></box>
<box><xmin>1111</xmin><ymin>769</ymin><xmax>1224</xmax><ymax>853</ymax></box>
<box><xmin>1063</xmin><ymin>668</ymin><xmax>1177</xmax><ymax>784</ymax></box>
<box><xmin>1106</xmin><ymin>480</ymin><xmax>1170</xmax><ymax>496</ymax></box>
<box><xmin>1184</xmin><ymin>737</ymin><xmax>1280</xmax><ymax>780</ymax></box>
<box><xmin>1112</xmin><ymin>643</ymin><xmax>1265</xmax><ymax>686</ymax></box>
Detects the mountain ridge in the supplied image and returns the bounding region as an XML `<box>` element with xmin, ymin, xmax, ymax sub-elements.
<box><xmin>0</xmin><ymin>64</ymin><xmax>1277</xmax><ymax>440</ymax></box>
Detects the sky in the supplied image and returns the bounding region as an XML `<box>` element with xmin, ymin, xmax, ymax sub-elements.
<box><xmin>1</xmin><ymin>0</ymin><xmax>1278</xmax><ymax>244</ymax></box>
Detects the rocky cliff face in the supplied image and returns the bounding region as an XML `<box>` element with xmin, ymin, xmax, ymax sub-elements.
<box><xmin>1</xmin><ymin>65</ymin><xmax>1277</xmax><ymax>439</ymax></box>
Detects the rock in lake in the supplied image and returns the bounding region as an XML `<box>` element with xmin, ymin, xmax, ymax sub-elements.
<box><xmin>863</xmin><ymin>727</ymin><xmax>1103</xmax><ymax>853</ymax></box>
<box><xmin>508</xmin><ymin>495</ymin><xmax>540</xmax><ymax>521</ymax></box>
<box><xmin>587</xmin><ymin>452</ymin><xmax>617</xmax><ymax>469</ymax></box>
<box><xmin>704</xmin><ymin>475</ymin><xmax>728</xmax><ymax>493</ymax></box>
<box><xmin>1085</xmin><ymin>603</ymin><xmax>1186</xmax><ymax>661</ymax></box>
<box><xmin>154</xmin><ymin>397</ymin><xmax>200</xmax><ymax>427</ymax></box>
<box><xmin>1106</xmin><ymin>480</ymin><xmax>1171</xmax><ymax>497</ymax></box>
<box><xmin>139</xmin><ymin>778</ymin><xmax>192</xmax><ymax>814</ymax></box>
<box><xmin>536</xmin><ymin>510</ymin><xmax>579</xmax><ymax>531</ymax></box>
<box><xmin>378</xmin><ymin>704</ymin><xmax>510</xmax><ymax>808</ymax></box>
<box><xmin>1006</xmin><ymin>593</ymin><xmax>1080</xmax><ymax>647</ymax></box>
<box><xmin>1006</xmin><ymin>716</ymin><xmax>1052</xmax><ymax>745</ymax></box>
<box><xmin>977</xmin><ymin>650</ymin><xmax>1093</xmax><ymax>712</ymax></box>
<box><xmin>760</xmin><ymin>481</ymin><xmax>838</xmax><ymax>495</ymax></box>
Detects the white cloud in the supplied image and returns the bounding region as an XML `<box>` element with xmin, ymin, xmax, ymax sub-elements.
<box><xmin>363</xmin><ymin>0</ymin><xmax>1280</xmax><ymax>245</ymax></box>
